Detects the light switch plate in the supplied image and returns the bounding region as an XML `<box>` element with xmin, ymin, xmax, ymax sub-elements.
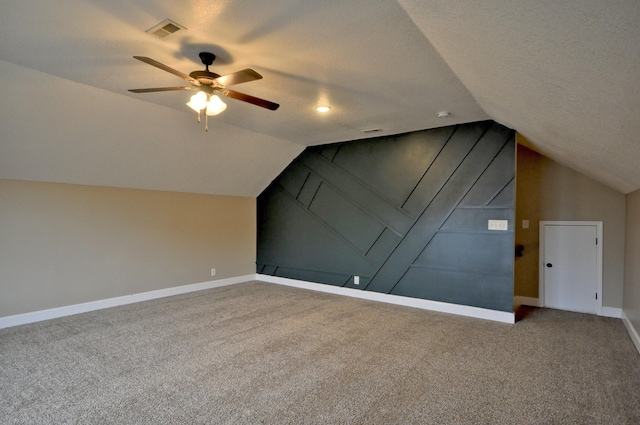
<box><xmin>488</xmin><ymin>220</ymin><xmax>509</xmax><ymax>231</ymax></box>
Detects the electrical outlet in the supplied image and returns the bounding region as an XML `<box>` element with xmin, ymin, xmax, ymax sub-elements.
<box><xmin>354</xmin><ymin>276</ymin><xmax>360</xmax><ymax>285</ymax></box>
<box><xmin>488</xmin><ymin>220</ymin><xmax>508</xmax><ymax>231</ymax></box>
<box><xmin>211</xmin><ymin>268</ymin><xmax>216</xmax><ymax>276</ymax></box>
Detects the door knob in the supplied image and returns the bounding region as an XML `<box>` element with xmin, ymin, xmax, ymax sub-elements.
<box><xmin>546</xmin><ymin>263</ymin><xmax>553</xmax><ymax>267</ymax></box>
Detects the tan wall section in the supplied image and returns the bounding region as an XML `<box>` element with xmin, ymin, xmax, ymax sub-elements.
<box><xmin>0</xmin><ymin>180</ymin><xmax>256</xmax><ymax>317</ymax></box>
<box><xmin>515</xmin><ymin>137</ymin><xmax>626</xmax><ymax>308</ymax></box>
<box><xmin>623</xmin><ymin>189</ymin><xmax>640</xmax><ymax>332</ymax></box>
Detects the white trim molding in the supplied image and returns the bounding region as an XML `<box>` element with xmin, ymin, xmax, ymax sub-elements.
<box><xmin>0</xmin><ymin>275</ymin><xmax>254</xmax><ymax>329</ymax></box>
<box><xmin>622</xmin><ymin>311</ymin><xmax>640</xmax><ymax>355</ymax></box>
<box><xmin>600</xmin><ymin>307</ymin><xmax>622</xmax><ymax>319</ymax></box>
<box><xmin>513</xmin><ymin>296</ymin><xmax>621</xmax><ymax>319</ymax></box>
<box><xmin>256</xmin><ymin>274</ymin><xmax>515</xmax><ymax>324</ymax></box>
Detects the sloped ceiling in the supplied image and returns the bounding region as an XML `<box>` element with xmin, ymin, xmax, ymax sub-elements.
<box><xmin>398</xmin><ymin>0</ymin><xmax>640</xmax><ymax>194</ymax></box>
<box><xmin>1</xmin><ymin>0</ymin><xmax>639</xmax><ymax>196</ymax></box>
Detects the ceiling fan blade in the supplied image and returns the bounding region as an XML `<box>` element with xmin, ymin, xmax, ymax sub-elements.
<box><xmin>133</xmin><ymin>56</ymin><xmax>197</xmax><ymax>83</ymax></box>
<box><xmin>214</xmin><ymin>69</ymin><xmax>263</xmax><ymax>86</ymax></box>
<box><xmin>128</xmin><ymin>87</ymin><xmax>193</xmax><ymax>93</ymax></box>
<box><xmin>220</xmin><ymin>89</ymin><xmax>280</xmax><ymax>110</ymax></box>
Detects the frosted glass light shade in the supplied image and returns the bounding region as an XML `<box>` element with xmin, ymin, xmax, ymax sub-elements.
<box><xmin>186</xmin><ymin>91</ymin><xmax>208</xmax><ymax>112</ymax></box>
<box><xmin>205</xmin><ymin>95</ymin><xmax>227</xmax><ymax>116</ymax></box>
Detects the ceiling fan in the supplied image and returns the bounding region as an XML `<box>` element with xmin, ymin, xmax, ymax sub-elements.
<box><xmin>128</xmin><ymin>52</ymin><xmax>279</xmax><ymax>130</ymax></box>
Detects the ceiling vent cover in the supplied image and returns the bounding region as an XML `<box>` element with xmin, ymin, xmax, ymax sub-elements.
<box><xmin>145</xmin><ymin>19</ymin><xmax>186</xmax><ymax>40</ymax></box>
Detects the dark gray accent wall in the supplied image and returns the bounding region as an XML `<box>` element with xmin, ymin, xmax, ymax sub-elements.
<box><xmin>257</xmin><ymin>121</ymin><xmax>515</xmax><ymax>311</ymax></box>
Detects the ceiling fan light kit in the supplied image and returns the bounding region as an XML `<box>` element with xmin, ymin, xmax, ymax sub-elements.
<box><xmin>186</xmin><ymin>91</ymin><xmax>208</xmax><ymax>112</ymax></box>
<box><xmin>128</xmin><ymin>52</ymin><xmax>279</xmax><ymax>132</ymax></box>
<box><xmin>185</xmin><ymin>92</ymin><xmax>227</xmax><ymax>131</ymax></box>
<box><xmin>204</xmin><ymin>95</ymin><xmax>227</xmax><ymax>116</ymax></box>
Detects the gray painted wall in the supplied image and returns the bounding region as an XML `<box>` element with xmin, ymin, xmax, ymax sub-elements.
<box><xmin>258</xmin><ymin>121</ymin><xmax>515</xmax><ymax>312</ymax></box>
<box><xmin>623</xmin><ymin>189</ymin><xmax>640</xmax><ymax>337</ymax></box>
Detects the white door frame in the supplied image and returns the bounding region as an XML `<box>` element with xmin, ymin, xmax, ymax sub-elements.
<box><xmin>539</xmin><ymin>221</ymin><xmax>603</xmax><ymax>315</ymax></box>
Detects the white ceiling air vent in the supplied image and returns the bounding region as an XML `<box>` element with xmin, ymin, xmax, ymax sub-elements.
<box><xmin>145</xmin><ymin>19</ymin><xmax>186</xmax><ymax>40</ymax></box>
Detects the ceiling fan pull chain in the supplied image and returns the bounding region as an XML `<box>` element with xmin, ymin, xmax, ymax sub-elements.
<box><xmin>205</xmin><ymin>114</ymin><xmax>209</xmax><ymax>132</ymax></box>
<box><xmin>197</xmin><ymin>110</ymin><xmax>201</xmax><ymax>123</ymax></box>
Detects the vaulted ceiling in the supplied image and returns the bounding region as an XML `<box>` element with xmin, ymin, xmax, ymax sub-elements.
<box><xmin>1</xmin><ymin>1</ymin><xmax>639</xmax><ymax>196</ymax></box>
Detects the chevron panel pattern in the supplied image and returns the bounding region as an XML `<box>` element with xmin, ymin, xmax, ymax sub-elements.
<box><xmin>257</xmin><ymin>121</ymin><xmax>515</xmax><ymax>311</ymax></box>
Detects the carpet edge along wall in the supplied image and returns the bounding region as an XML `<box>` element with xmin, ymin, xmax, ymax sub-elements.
<box><xmin>257</xmin><ymin>121</ymin><xmax>515</xmax><ymax>312</ymax></box>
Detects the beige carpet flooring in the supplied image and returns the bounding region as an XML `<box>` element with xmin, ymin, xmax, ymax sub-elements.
<box><xmin>1</xmin><ymin>281</ymin><xmax>639</xmax><ymax>424</ymax></box>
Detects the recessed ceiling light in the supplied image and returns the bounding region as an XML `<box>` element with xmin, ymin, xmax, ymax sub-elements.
<box><xmin>316</xmin><ymin>105</ymin><xmax>331</xmax><ymax>113</ymax></box>
<box><xmin>437</xmin><ymin>111</ymin><xmax>451</xmax><ymax>118</ymax></box>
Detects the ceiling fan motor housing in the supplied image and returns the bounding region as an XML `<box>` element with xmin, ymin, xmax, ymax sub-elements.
<box><xmin>190</xmin><ymin>52</ymin><xmax>220</xmax><ymax>86</ymax></box>
<box><xmin>190</xmin><ymin>70</ymin><xmax>222</xmax><ymax>85</ymax></box>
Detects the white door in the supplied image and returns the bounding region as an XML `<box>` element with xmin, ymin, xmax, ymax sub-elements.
<box><xmin>542</xmin><ymin>223</ymin><xmax>599</xmax><ymax>314</ymax></box>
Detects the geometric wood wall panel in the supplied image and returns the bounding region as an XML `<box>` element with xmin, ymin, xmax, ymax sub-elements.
<box><xmin>257</xmin><ymin>121</ymin><xmax>515</xmax><ymax>311</ymax></box>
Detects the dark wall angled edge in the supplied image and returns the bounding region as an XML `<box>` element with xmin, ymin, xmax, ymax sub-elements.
<box><xmin>257</xmin><ymin>121</ymin><xmax>515</xmax><ymax>312</ymax></box>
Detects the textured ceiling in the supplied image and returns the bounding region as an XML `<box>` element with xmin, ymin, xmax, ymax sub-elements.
<box><xmin>1</xmin><ymin>0</ymin><xmax>639</xmax><ymax>195</ymax></box>
<box><xmin>398</xmin><ymin>0</ymin><xmax>640</xmax><ymax>194</ymax></box>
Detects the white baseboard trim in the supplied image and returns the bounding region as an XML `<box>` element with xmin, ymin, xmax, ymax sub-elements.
<box><xmin>512</xmin><ymin>296</ymin><xmax>622</xmax><ymax>319</ymax></box>
<box><xmin>256</xmin><ymin>274</ymin><xmax>515</xmax><ymax>324</ymax></box>
<box><xmin>622</xmin><ymin>311</ymin><xmax>640</xmax><ymax>355</ymax></box>
<box><xmin>514</xmin><ymin>296</ymin><xmax>542</xmax><ymax>308</ymax></box>
<box><xmin>601</xmin><ymin>306</ymin><xmax>623</xmax><ymax>319</ymax></box>
<box><xmin>0</xmin><ymin>275</ymin><xmax>253</xmax><ymax>329</ymax></box>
